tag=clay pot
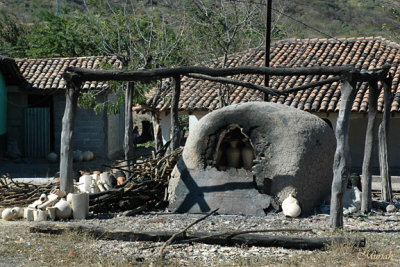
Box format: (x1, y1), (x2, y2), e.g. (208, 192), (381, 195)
(282, 194), (301, 218)
(2, 208), (15, 221)
(11, 207), (24, 219)
(37, 194), (59, 210)
(46, 152), (58, 163)
(241, 144), (254, 170)
(226, 140), (241, 168)
(70, 193), (89, 220)
(97, 181), (106, 192)
(100, 172), (113, 188)
(54, 199), (72, 219)
(47, 207), (57, 221)
(73, 150), (83, 162)
(79, 175), (92, 193)
(117, 176), (126, 186)
(82, 151), (92, 161)
(34, 209), (47, 221)
(24, 208), (35, 221)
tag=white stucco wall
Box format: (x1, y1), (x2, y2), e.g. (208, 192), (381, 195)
(160, 112), (172, 144)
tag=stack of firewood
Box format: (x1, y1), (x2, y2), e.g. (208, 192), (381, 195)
(0, 175), (54, 207)
(89, 147), (183, 214)
(1, 148), (183, 215)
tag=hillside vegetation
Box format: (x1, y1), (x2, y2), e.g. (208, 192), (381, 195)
(1, 0), (400, 61)
(1, 0), (399, 38)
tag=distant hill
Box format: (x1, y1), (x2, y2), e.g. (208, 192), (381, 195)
(1, 0), (399, 40)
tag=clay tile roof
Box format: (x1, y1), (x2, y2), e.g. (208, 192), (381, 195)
(15, 56), (122, 91)
(146, 37), (400, 113)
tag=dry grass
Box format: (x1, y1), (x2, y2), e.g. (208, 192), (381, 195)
(1, 221), (400, 267)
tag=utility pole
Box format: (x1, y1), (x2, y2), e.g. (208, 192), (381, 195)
(56, 0), (61, 16)
(264, 0), (272, 101)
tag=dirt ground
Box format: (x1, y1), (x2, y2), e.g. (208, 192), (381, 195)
(1, 210), (400, 267)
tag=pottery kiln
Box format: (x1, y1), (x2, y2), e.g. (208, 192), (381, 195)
(168, 102), (336, 215)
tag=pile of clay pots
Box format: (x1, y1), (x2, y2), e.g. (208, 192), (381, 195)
(78, 171), (125, 193)
(73, 150), (94, 162)
(1, 189), (89, 222)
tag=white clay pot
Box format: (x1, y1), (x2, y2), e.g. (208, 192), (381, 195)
(282, 194), (301, 218)
(54, 199), (72, 219)
(97, 181), (106, 192)
(46, 152), (58, 163)
(79, 175), (92, 193)
(100, 172), (112, 187)
(34, 209), (48, 221)
(47, 207), (57, 221)
(38, 194), (59, 210)
(2, 208), (15, 221)
(226, 140), (241, 168)
(70, 193), (89, 220)
(11, 207), (24, 219)
(24, 208), (35, 221)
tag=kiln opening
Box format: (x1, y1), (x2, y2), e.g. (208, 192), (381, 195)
(214, 124), (255, 171)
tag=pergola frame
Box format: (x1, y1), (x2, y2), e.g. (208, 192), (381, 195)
(61, 64), (393, 228)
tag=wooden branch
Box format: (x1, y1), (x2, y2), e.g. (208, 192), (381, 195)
(380, 76), (394, 202)
(30, 224), (366, 250)
(170, 75), (181, 151)
(63, 65), (354, 83)
(60, 81), (81, 193)
(283, 76), (343, 93)
(361, 81), (379, 213)
(186, 73), (282, 96)
(158, 208), (219, 261)
(330, 79), (357, 228)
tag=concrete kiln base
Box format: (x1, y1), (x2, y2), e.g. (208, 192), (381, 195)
(168, 166), (271, 216)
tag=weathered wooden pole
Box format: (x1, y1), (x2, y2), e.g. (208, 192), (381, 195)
(60, 81), (81, 193)
(152, 112), (163, 153)
(124, 82), (135, 168)
(330, 79), (356, 228)
(379, 77), (394, 202)
(361, 81), (379, 213)
(170, 75), (181, 151)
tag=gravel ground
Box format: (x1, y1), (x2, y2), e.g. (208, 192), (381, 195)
(20, 201), (400, 265)
(2, 197), (400, 266)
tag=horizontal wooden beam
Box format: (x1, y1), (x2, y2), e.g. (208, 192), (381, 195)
(186, 73), (283, 96)
(63, 65), (355, 83)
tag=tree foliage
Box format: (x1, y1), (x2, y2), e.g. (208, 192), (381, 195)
(0, 12), (29, 57)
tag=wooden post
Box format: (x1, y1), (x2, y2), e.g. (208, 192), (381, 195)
(361, 81), (379, 213)
(379, 77), (393, 202)
(60, 82), (80, 193)
(330, 79), (356, 228)
(124, 82), (135, 168)
(152, 112), (163, 153)
(170, 76), (181, 151)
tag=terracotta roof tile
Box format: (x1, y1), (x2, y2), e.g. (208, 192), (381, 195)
(146, 37), (400, 113)
(15, 56), (122, 91)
